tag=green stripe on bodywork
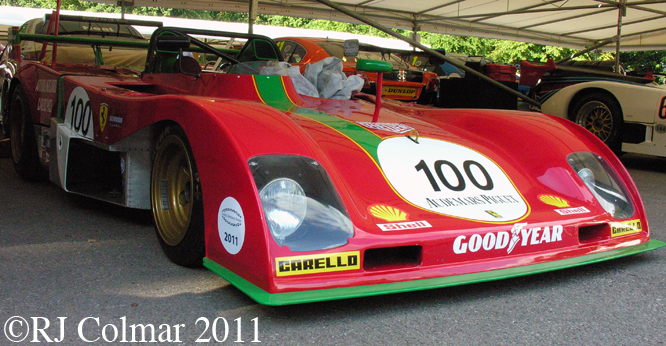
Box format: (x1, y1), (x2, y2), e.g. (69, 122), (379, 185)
(204, 239), (665, 306)
(253, 76), (383, 161)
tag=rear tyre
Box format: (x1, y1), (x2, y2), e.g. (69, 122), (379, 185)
(571, 93), (623, 153)
(150, 125), (205, 267)
(9, 85), (46, 181)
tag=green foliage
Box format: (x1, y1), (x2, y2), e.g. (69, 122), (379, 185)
(621, 51), (666, 73)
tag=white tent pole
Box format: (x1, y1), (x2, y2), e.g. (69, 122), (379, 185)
(615, 0), (626, 73)
(248, 0), (258, 34)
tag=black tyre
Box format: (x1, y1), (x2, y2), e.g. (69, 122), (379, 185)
(8, 85), (46, 181)
(150, 125), (205, 267)
(571, 93), (623, 153)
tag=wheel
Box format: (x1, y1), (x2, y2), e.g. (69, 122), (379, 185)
(8, 85), (46, 181)
(571, 93), (623, 153)
(150, 125), (205, 267)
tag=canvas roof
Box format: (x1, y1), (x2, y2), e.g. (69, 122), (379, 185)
(81, 0), (666, 51)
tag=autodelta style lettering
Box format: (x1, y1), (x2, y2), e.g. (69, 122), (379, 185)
(275, 251), (360, 277)
(453, 223), (563, 255)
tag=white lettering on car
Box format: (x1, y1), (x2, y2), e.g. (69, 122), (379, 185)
(453, 223), (563, 254)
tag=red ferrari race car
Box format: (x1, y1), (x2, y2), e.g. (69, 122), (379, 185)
(1, 16), (663, 305)
(274, 36), (439, 104)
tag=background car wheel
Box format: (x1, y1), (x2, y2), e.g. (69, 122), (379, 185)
(572, 93), (623, 153)
(151, 125), (205, 267)
(9, 85), (46, 181)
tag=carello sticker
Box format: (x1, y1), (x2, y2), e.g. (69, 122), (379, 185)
(610, 219), (642, 237)
(377, 137), (528, 222)
(275, 251), (360, 277)
(217, 197), (245, 255)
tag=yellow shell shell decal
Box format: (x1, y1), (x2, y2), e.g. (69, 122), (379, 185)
(369, 205), (408, 222)
(538, 195), (569, 208)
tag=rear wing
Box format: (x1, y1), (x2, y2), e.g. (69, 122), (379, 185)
(520, 58), (654, 87)
(43, 13), (163, 31)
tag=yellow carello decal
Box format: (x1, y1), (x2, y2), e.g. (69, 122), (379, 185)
(539, 195), (569, 208)
(275, 251), (360, 277)
(610, 219), (642, 237)
(369, 204), (408, 222)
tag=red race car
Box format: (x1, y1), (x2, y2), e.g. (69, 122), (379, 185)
(274, 36), (439, 104)
(1, 15), (663, 305)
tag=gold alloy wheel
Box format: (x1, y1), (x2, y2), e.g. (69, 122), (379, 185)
(151, 133), (195, 247)
(576, 100), (613, 142)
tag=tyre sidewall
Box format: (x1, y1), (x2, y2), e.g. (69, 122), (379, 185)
(572, 93), (623, 153)
(151, 125), (205, 267)
(9, 85), (45, 180)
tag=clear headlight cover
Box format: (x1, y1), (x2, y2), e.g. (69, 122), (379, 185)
(259, 178), (308, 240)
(250, 155), (354, 251)
(567, 152), (634, 219)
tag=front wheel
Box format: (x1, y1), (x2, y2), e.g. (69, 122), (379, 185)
(571, 93), (623, 153)
(9, 85), (46, 181)
(150, 125), (205, 267)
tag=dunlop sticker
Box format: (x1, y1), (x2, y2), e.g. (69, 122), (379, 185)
(610, 219), (642, 237)
(275, 251), (360, 277)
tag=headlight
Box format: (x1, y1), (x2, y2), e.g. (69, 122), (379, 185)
(567, 152), (634, 219)
(250, 155), (354, 251)
(259, 178), (307, 241)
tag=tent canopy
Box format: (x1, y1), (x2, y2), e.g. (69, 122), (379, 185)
(85, 0), (666, 51)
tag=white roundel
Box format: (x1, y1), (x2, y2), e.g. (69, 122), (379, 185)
(218, 197), (246, 255)
(377, 137), (527, 222)
(64, 87), (94, 139)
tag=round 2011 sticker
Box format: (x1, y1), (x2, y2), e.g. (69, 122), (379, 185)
(218, 197), (245, 254)
(377, 137), (528, 222)
(65, 86), (94, 140)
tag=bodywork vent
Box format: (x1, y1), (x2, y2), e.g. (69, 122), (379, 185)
(363, 246), (422, 271)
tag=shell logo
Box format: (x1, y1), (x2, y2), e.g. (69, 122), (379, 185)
(369, 205), (408, 222)
(538, 195), (569, 208)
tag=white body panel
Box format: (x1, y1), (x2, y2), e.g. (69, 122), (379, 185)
(540, 81), (666, 156)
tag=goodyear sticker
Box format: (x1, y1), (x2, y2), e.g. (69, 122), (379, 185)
(275, 251), (360, 277)
(610, 219), (642, 237)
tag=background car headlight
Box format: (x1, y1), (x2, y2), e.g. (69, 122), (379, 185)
(567, 152), (634, 219)
(250, 155), (354, 251)
(259, 178), (307, 241)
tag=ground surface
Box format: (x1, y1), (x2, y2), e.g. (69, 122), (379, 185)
(1, 153), (665, 345)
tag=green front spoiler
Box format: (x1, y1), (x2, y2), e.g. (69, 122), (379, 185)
(204, 239), (665, 306)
